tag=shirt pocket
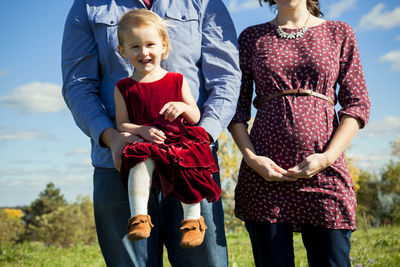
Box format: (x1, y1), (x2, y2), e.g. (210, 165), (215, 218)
(164, 9), (200, 45)
(92, 13), (121, 60)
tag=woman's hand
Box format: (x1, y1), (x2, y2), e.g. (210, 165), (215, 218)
(229, 122), (296, 182)
(286, 116), (361, 179)
(139, 126), (166, 144)
(159, 102), (186, 122)
(245, 155), (296, 182)
(287, 153), (332, 179)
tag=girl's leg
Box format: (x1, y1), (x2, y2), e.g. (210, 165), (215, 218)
(181, 202), (201, 220)
(126, 159), (155, 242)
(179, 202), (206, 248)
(127, 158), (155, 216)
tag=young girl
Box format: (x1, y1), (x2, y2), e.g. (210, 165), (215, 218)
(114, 9), (221, 249)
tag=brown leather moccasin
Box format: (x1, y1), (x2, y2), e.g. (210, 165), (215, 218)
(126, 214), (154, 242)
(179, 216), (207, 248)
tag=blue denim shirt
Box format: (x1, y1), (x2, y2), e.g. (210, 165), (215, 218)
(62, 0), (240, 168)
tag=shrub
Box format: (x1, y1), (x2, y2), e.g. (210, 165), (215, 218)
(21, 183), (67, 241)
(30, 196), (97, 247)
(0, 209), (24, 246)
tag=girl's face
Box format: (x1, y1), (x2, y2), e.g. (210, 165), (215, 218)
(118, 24), (167, 78)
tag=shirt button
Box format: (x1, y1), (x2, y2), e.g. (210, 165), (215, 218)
(110, 20), (114, 24)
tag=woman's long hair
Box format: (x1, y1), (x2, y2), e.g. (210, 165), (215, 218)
(259, 0), (323, 17)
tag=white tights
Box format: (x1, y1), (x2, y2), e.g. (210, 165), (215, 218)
(127, 158), (201, 220)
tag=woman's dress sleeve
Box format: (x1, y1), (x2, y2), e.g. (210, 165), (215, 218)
(229, 28), (255, 127)
(336, 23), (371, 128)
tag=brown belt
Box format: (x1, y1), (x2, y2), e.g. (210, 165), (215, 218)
(254, 88), (335, 109)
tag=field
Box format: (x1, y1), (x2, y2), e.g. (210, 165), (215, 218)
(1, 226), (399, 266)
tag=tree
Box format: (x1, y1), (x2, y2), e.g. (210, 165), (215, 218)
(356, 135), (400, 227)
(356, 170), (381, 227)
(356, 162), (400, 227)
(218, 130), (244, 232)
(391, 133), (400, 158)
(378, 134), (400, 225)
(21, 183), (67, 241)
(30, 196), (97, 247)
(379, 161), (400, 225)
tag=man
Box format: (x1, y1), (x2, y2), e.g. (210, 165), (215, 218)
(62, 0), (240, 266)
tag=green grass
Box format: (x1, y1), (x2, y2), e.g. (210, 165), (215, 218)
(350, 225), (400, 266)
(226, 226), (400, 266)
(1, 226), (399, 266)
(0, 242), (105, 267)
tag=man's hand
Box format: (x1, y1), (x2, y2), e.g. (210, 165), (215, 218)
(120, 131), (143, 144)
(101, 128), (143, 171)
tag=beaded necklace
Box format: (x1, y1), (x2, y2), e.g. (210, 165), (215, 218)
(275, 13), (311, 39)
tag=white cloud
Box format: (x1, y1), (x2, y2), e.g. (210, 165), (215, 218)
(347, 149), (392, 170)
(69, 158), (92, 168)
(359, 116), (400, 138)
(380, 50), (400, 72)
(0, 82), (66, 114)
(348, 149), (391, 162)
(0, 129), (55, 141)
(10, 159), (34, 164)
(359, 3), (400, 30)
(327, 0), (357, 19)
(228, 0), (260, 13)
(0, 167), (93, 206)
(65, 148), (90, 156)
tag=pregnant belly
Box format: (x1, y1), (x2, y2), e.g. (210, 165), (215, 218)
(251, 98), (335, 154)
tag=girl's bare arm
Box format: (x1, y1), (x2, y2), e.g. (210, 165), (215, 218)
(114, 87), (165, 144)
(159, 77), (201, 125)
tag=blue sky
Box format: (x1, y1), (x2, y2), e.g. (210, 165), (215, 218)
(0, 0), (399, 207)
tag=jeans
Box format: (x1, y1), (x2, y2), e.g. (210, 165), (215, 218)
(245, 221), (352, 267)
(93, 143), (227, 267)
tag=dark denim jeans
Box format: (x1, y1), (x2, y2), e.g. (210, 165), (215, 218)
(245, 221), (352, 267)
(93, 143), (227, 267)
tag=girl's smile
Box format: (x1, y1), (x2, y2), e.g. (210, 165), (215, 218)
(118, 24), (167, 81)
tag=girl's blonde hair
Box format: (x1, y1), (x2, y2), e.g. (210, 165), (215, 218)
(117, 9), (172, 59)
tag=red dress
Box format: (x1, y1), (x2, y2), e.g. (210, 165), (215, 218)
(117, 72), (221, 204)
(230, 21), (371, 230)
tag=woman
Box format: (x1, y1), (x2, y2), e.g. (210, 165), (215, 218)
(228, 0), (370, 266)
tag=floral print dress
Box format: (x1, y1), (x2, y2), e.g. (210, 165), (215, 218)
(230, 21), (371, 230)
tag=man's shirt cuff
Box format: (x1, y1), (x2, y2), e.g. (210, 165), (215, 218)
(199, 117), (223, 143)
